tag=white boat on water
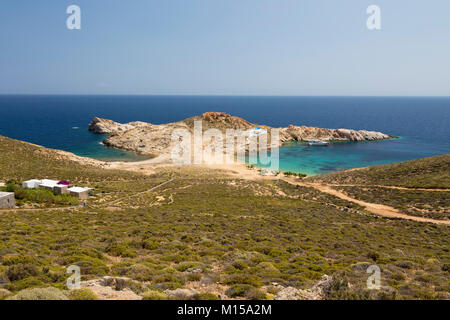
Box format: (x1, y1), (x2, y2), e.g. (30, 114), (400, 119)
(307, 140), (329, 146)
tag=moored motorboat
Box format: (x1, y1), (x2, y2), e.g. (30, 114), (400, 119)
(307, 139), (329, 146)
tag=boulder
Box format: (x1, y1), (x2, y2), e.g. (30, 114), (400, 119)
(274, 275), (333, 300)
(164, 288), (199, 299)
(80, 276), (145, 300)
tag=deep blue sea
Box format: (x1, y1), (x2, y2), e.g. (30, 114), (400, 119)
(0, 95), (449, 175)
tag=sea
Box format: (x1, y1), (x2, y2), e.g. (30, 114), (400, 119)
(0, 95), (449, 175)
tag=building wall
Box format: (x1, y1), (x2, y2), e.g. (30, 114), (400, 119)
(54, 186), (68, 194)
(23, 181), (40, 189)
(70, 191), (89, 200)
(0, 193), (15, 209)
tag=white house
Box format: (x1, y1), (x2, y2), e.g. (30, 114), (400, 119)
(0, 192), (15, 209)
(39, 179), (60, 190)
(68, 187), (92, 200)
(22, 179), (93, 201)
(246, 127), (267, 137)
(22, 179), (42, 189)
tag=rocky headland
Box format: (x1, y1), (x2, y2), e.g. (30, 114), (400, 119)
(89, 112), (394, 161)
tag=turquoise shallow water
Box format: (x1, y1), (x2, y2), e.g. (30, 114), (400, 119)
(0, 95), (449, 173)
(251, 138), (421, 175)
(67, 132), (150, 162)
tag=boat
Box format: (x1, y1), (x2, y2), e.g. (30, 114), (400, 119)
(307, 140), (329, 146)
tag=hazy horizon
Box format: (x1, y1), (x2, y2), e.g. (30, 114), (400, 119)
(1, 94), (449, 97)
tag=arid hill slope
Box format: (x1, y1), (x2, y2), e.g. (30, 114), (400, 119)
(307, 153), (450, 189)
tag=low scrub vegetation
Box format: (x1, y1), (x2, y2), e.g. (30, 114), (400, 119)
(0, 136), (448, 300)
(282, 171), (307, 178)
(307, 154), (450, 189)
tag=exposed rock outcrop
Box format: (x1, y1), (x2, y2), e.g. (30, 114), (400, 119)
(88, 117), (149, 134)
(280, 125), (391, 142)
(201, 112), (253, 129)
(80, 276), (145, 300)
(164, 288), (200, 299)
(274, 274), (334, 300)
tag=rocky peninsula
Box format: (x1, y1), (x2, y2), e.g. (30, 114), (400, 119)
(89, 112), (395, 160)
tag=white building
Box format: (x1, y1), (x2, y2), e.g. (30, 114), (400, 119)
(0, 192), (15, 209)
(39, 179), (60, 190)
(246, 127), (267, 137)
(22, 179), (42, 189)
(68, 187), (92, 200)
(22, 179), (93, 201)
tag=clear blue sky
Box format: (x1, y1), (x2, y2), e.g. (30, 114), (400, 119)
(0, 0), (449, 96)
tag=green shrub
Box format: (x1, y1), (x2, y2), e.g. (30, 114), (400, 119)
(181, 235), (195, 243)
(5, 263), (39, 281)
(222, 274), (262, 287)
(232, 260), (248, 270)
(6, 182), (20, 193)
(141, 290), (168, 300)
(7, 277), (44, 291)
(142, 239), (160, 250)
(125, 264), (153, 281)
(153, 273), (184, 289)
(367, 252), (380, 262)
(1, 255), (37, 266)
(396, 261), (414, 269)
(175, 262), (200, 272)
(186, 273), (202, 282)
(58, 255), (109, 275)
(225, 284), (253, 298)
(13, 188), (80, 206)
(67, 288), (99, 300)
(192, 293), (221, 300)
(106, 243), (137, 258)
(7, 287), (68, 300)
(283, 171), (307, 178)
(245, 287), (266, 300)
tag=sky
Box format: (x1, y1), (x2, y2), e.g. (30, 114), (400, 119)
(0, 0), (449, 96)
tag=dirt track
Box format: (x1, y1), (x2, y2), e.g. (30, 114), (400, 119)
(325, 183), (450, 192)
(282, 178), (450, 226)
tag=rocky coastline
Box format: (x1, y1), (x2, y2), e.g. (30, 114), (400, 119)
(89, 112), (395, 159)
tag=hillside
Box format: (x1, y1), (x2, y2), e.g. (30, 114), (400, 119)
(306, 154), (450, 189)
(306, 155), (450, 220)
(0, 136), (448, 300)
(0, 135), (145, 184)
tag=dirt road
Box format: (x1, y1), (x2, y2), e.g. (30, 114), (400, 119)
(282, 178), (450, 226)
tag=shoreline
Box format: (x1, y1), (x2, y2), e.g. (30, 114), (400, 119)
(6, 134), (446, 184)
